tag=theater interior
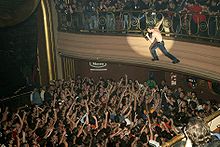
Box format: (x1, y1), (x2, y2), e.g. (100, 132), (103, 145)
(0, 0), (220, 146)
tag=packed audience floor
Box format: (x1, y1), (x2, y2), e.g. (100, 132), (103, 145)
(0, 75), (219, 146)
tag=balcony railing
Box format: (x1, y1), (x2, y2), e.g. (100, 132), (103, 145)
(56, 10), (220, 42)
(0, 91), (31, 111)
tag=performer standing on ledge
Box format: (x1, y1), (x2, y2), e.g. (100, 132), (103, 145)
(145, 16), (180, 64)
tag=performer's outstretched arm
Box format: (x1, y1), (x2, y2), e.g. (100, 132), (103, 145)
(154, 16), (164, 30)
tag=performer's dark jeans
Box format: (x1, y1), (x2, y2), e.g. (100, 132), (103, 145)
(150, 41), (178, 61)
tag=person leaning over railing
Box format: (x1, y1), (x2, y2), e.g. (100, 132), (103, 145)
(30, 88), (43, 106)
(54, 0), (68, 31)
(84, 0), (98, 31)
(65, 4), (73, 31)
(68, 2), (77, 31)
(184, 117), (220, 147)
(184, 0), (208, 35)
(75, 1), (85, 30)
(154, 0), (167, 12)
(208, 0), (220, 14)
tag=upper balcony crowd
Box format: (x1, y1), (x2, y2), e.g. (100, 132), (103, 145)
(54, 0), (220, 42)
(55, 0), (220, 14)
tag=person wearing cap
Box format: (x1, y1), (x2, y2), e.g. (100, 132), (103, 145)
(145, 16), (180, 64)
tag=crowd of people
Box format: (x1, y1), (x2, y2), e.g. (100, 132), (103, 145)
(55, 0), (220, 14)
(0, 75), (219, 146)
(55, 0), (220, 33)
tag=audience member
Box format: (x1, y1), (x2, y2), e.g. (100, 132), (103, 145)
(184, 117), (220, 147)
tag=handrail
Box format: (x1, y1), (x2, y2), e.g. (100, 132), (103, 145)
(205, 110), (220, 122)
(0, 91), (32, 102)
(162, 110), (220, 147)
(0, 91), (32, 110)
(56, 9), (220, 43)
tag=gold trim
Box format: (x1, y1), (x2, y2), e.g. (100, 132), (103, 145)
(73, 58), (75, 79)
(45, 0), (57, 79)
(71, 58), (74, 78)
(60, 56), (75, 80)
(41, 0), (56, 80)
(61, 55), (65, 79)
(204, 110), (220, 122)
(69, 58), (72, 79)
(36, 47), (42, 85)
(162, 134), (185, 147)
(68, 58), (71, 79)
(64, 57), (67, 80)
(63, 57), (65, 79)
(67, 57), (70, 79)
(41, 0), (53, 81)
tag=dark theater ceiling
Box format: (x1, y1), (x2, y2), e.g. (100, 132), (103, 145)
(0, 0), (40, 27)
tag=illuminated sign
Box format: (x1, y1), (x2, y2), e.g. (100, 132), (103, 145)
(89, 62), (107, 71)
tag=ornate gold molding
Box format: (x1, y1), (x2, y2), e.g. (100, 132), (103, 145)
(40, 0), (57, 81)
